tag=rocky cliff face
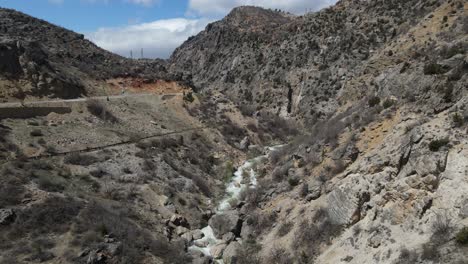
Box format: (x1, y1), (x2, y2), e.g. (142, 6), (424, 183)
(170, 0), (466, 121)
(169, 0), (468, 263)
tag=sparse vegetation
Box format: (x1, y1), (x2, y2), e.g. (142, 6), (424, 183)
(397, 247), (418, 264)
(368, 96), (381, 107)
(86, 99), (118, 123)
(277, 221), (293, 237)
(455, 227), (468, 245)
(292, 207), (342, 260)
(431, 210), (455, 241)
(452, 112), (464, 127)
(423, 63), (449, 75)
(183, 91), (195, 103)
(64, 152), (99, 166)
(382, 98), (394, 109)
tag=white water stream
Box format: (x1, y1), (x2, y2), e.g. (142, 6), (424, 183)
(188, 146), (282, 261)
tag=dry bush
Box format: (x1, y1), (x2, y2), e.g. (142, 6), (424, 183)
(221, 119), (247, 146)
(431, 210), (455, 242)
(292, 208), (343, 260)
(191, 174), (212, 197)
(74, 201), (190, 264)
(258, 113), (299, 141)
(86, 99), (118, 123)
(7, 197), (82, 240)
(277, 221), (293, 237)
(64, 153), (99, 166)
(239, 104), (256, 116)
(235, 239), (263, 264)
(397, 247), (418, 264)
(268, 247), (293, 264)
(0, 176), (26, 207)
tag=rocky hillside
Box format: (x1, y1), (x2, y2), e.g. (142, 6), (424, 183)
(170, 0), (467, 121)
(0, 0), (467, 264)
(167, 0), (468, 263)
(0, 8), (167, 100)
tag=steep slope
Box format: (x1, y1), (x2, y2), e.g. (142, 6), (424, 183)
(170, 0), (466, 121)
(0, 8), (167, 100)
(169, 0), (468, 263)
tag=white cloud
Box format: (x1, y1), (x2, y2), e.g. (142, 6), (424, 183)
(87, 18), (212, 59)
(188, 0), (338, 16)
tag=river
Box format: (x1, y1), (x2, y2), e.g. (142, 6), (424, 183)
(188, 145), (282, 262)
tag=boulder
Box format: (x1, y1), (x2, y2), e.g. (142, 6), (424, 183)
(223, 242), (241, 264)
(192, 256), (212, 264)
(210, 243), (227, 259)
(306, 180), (322, 201)
(327, 188), (359, 225)
(239, 137), (250, 150)
(86, 250), (106, 264)
(0, 209), (15, 225)
(222, 232), (236, 243)
(176, 226), (190, 236)
(170, 214), (189, 228)
(194, 240), (209, 247)
(181, 232), (193, 241)
(208, 211), (241, 238)
(192, 229), (205, 240)
(240, 222), (254, 240)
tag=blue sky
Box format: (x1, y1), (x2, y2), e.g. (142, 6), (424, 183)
(0, 0), (337, 58)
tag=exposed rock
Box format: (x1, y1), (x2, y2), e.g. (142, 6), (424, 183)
(170, 214), (189, 228)
(210, 243), (227, 259)
(208, 210), (241, 239)
(238, 136), (250, 150)
(0, 209), (15, 225)
(223, 241), (241, 264)
(192, 229), (204, 240)
(222, 232), (236, 243)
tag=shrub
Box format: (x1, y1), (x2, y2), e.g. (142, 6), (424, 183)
(86, 99), (118, 123)
(239, 104), (256, 116)
(10, 197), (82, 238)
(293, 208), (342, 259)
(37, 174), (66, 192)
(64, 153), (99, 166)
(452, 112), (464, 127)
(455, 227), (468, 245)
(30, 129), (43, 137)
(428, 138), (449, 152)
(268, 247), (293, 264)
(191, 174), (211, 197)
(398, 247), (418, 264)
(432, 210), (455, 241)
(421, 243), (440, 261)
(258, 113), (299, 141)
(299, 183), (308, 198)
(368, 96), (381, 107)
(382, 99), (394, 109)
(424, 63), (449, 75)
(183, 92), (195, 103)
(288, 177), (300, 187)
(74, 201), (190, 263)
(221, 119), (247, 146)
(0, 178), (25, 207)
(277, 221), (293, 237)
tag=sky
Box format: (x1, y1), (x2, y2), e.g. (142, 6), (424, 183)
(0, 0), (338, 59)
